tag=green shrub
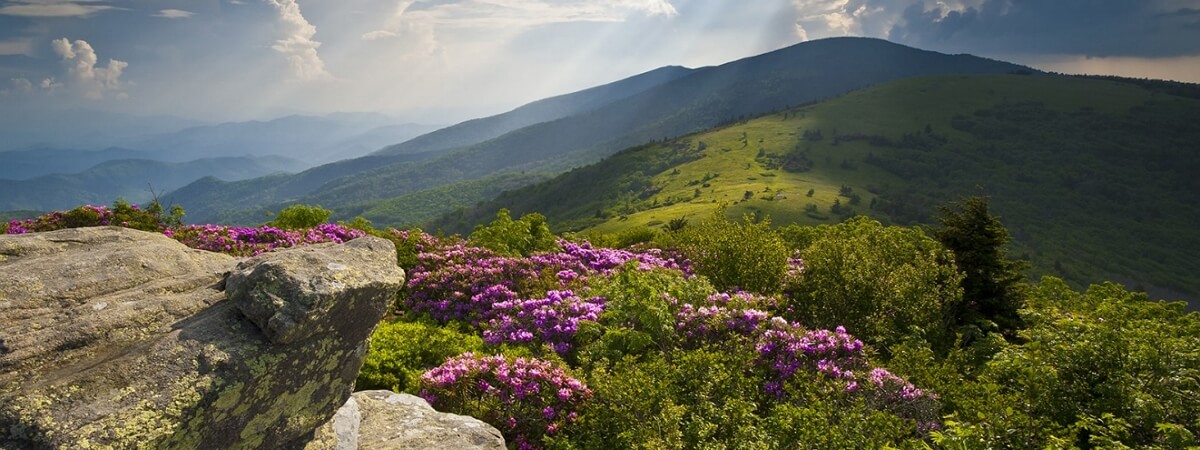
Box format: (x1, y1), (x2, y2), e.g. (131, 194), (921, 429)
(469, 208), (557, 257)
(3, 199), (183, 234)
(788, 216), (963, 352)
(355, 320), (484, 393)
(660, 207), (789, 294)
(268, 204), (332, 229)
(564, 349), (769, 450)
(576, 267), (715, 365)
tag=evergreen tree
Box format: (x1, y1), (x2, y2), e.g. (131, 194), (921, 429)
(932, 197), (1028, 338)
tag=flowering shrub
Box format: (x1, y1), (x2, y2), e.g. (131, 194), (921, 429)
(420, 353), (591, 450)
(402, 240), (689, 326)
(166, 223), (365, 257)
(675, 304), (769, 349)
(3, 200), (183, 234)
(754, 323), (939, 426)
(483, 290), (605, 355)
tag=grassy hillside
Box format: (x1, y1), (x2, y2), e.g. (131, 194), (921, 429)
(433, 74), (1200, 304)
(170, 38), (1030, 224)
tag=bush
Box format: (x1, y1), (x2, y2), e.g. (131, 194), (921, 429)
(268, 204), (332, 229)
(3, 199), (184, 234)
(576, 267), (715, 363)
(661, 207), (789, 294)
(356, 321), (484, 394)
(420, 353), (592, 449)
(787, 216), (963, 352)
(470, 209), (558, 257)
(566, 349), (768, 449)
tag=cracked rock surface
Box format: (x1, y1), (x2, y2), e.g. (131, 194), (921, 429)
(0, 227), (404, 450)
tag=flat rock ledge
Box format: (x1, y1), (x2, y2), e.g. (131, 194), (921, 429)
(0, 227), (405, 449)
(307, 390), (505, 450)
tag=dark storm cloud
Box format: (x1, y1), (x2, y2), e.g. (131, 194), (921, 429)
(887, 0), (1200, 58)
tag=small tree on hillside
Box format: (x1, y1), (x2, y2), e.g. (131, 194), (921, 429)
(469, 209), (557, 257)
(269, 204), (332, 229)
(932, 197), (1029, 338)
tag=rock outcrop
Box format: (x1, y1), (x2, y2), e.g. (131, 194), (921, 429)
(0, 226), (404, 449)
(309, 391), (505, 450)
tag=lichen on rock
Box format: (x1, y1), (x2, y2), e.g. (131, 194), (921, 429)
(0, 227), (404, 449)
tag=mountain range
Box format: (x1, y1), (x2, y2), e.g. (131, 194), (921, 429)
(0, 113), (440, 212)
(166, 37), (1032, 224)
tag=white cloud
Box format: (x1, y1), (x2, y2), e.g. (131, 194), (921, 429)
(154, 9), (195, 19)
(12, 78), (33, 92)
(0, 39), (32, 56)
(1, 77), (34, 95)
(0, 1), (115, 17)
(612, 0), (678, 17)
(50, 37), (128, 99)
(266, 0), (333, 81)
(40, 76), (63, 93)
(363, 0), (679, 44)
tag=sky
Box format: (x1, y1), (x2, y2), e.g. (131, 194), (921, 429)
(0, 0), (1197, 123)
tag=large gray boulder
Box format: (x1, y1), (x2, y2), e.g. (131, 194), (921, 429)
(0, 227), (404, 449)
(308, 390), (505, 450)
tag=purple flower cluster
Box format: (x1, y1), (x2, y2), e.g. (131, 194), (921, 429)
(557, 240), (692, 276)
(484, 290), (605, 355)
(756, 324), (866, 397)
(676, 304), (770, 349)
(786, 251), (805, 281)
(404, 247), (548, 323)
(403, 240), (689, 326)
(420, 353), (591, 450)
(167, 223), (365, 256)
(753, 323), (938, 426)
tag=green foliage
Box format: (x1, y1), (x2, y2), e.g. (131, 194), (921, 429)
(268, 204), (332, 229)
(979, 279), (1200, 447)
(764, 397), (923, 448)
(469, 209), (558, 257)
(355, 320), (484, 393)
(565, 349), (770, 449)
(932, 196), (1028, 337)
(577, 267), (714, 365)
(3, 199), (184, 234)
(115, 198), (186, 231)
(787, 216), (963, 351)
(661, 208), (789, 294)
(897, 277), (1200, 448)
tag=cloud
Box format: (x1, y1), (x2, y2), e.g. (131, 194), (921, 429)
(0, 77), (33, 95)
(266, 0), (333, 81)
(12, 77), (32, 92)
(0, 39), (32, 55)
(0, 1), (115, 17)
(612, 0), (678, 17)
(785, 0), (1200, 58)
(363, 0), (679, 44)
(39, 76), (62, 93)
(50, 37), (127, 99)
(154, 9), (194, 19)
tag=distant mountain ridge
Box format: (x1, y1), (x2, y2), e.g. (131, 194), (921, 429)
(126, 114), (440, 165)
(169, 37), (1035, 224)
(0, 156), (307, 211)
(167, 64), (700, 222)
(375, 65), (695, 156)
